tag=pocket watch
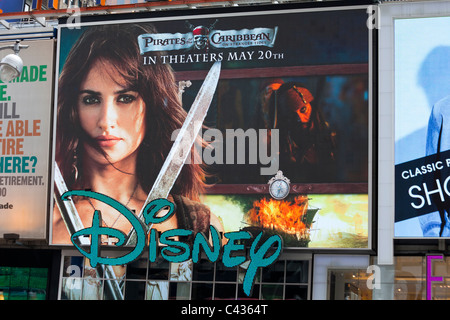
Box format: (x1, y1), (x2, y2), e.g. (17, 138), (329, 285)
(268, 170), (290, 200)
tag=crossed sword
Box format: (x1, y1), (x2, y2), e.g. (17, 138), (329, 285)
(53, 62), (221, 300)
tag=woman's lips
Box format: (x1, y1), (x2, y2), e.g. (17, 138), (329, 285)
(95, 135), (121, 147)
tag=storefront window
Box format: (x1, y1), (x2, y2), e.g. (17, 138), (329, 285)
(430, 256), (450, 300)
(393, 256), (425, 300)
(59, 252), (311, 300)
(326, 256), (450, 300)
(328, 269), (373, 300)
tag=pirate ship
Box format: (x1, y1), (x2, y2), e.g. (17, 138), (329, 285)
(242, 195), (319, 247)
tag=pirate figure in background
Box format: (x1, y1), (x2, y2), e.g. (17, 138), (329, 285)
(271, 82), (337, 182)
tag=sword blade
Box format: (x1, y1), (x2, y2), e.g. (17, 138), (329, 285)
(54, 162), (90, 246)
(126, 61), (221, 243)
(54, 163), (125, 299)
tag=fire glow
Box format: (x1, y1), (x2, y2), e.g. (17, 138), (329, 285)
(247, 195), (310, 238)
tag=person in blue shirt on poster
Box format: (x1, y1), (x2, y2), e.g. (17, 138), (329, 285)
(423, 95), (450, 237)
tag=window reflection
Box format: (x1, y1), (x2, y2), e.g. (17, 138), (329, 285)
(286, 261), (308, 283)
(169, 282), (190, 300)
(262, 260), (285, 283)
(261, 284), (283, 300)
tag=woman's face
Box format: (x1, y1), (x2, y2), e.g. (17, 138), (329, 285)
(77, 59), (146, 166)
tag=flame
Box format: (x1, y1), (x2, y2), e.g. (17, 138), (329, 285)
(246, 195), (310, 236)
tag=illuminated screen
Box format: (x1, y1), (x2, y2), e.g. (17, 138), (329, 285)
(51, 6), (371, 250)
(394, 16), (450, 238)
(203, 194), (369, 249)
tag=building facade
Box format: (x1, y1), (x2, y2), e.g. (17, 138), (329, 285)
(0, 0), (448, 302)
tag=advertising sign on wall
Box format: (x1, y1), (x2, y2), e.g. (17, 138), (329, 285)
(394, 15), (450, 238)
(51, 6), (371, 247)
(0, 39), (54, 239)
(51, 5), (371, 299)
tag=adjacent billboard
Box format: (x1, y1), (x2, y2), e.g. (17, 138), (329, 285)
(394, 15), (450, 238)
(0, 39), (54, 239)
(50, 6), (371, 251)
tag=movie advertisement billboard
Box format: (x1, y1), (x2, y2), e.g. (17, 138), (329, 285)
(51, 8), (370, 249)
(51, 5), (371, 300)
(51, 6), (370, 255)
(0, 39), (54, 239)
(394, 15), (450, 238)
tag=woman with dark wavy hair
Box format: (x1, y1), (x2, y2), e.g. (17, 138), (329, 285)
(52, 23), (222, 245)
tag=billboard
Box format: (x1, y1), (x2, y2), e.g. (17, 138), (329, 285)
(50, 6), (371, 253)
(0, 39), (54, 239)
(394, 15), (450, 238)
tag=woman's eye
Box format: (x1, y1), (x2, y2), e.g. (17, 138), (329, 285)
(82, 95), (100, 105)
(117, 95), (136, 104)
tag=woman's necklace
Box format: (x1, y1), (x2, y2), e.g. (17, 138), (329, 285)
(86, 182), (138, 229)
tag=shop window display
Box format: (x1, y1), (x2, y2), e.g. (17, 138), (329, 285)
(328, 269), (373, 300)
